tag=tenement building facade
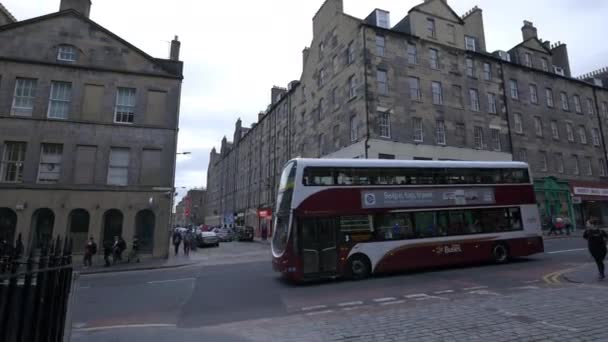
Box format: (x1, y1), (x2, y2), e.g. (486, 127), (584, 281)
(0, 0), (183, 256)
(205, 0), (608, 232)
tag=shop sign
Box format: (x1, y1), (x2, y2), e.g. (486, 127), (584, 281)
(258, 209), (272, 218)
(573, 187), (608, 197)
(572, 197), (582, 204)
(361, 188), (495, 209)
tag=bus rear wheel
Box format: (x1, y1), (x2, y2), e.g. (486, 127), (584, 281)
(492, 244), (509, 264)
(348, 255), (371, 280)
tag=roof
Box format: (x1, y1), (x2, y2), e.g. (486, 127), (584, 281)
(409, 0), (464, 24)
(0, 9), (182, 78)
(0, 2), (16, 23)
(291, 158), (529, 170)
(510, 37), (552, 55)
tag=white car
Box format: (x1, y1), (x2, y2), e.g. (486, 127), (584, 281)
(197, 231), (220, 247)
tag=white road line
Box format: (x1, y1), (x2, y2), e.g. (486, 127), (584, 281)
(468, 290), (500, 296)
(373, 297), (397, 303)
(380, 300), (406, 306)
(74, 323), (176, 332)
(463, 286), (488, 291)
(337, 301), (363, 307)
(523, 280), (541, 284)
(433, 290), (454, 295)
(404, 293), (427, 298)
(147, 278), (195, 284)
(546, 248), (586, 254)
(539, 321), (579, 332)
(405, 293), (448, 301)
(342, 306), (362, 311)
(509, 286), (540, 290)
(305, 310), (334, 316)
(301, 305), (327, 311)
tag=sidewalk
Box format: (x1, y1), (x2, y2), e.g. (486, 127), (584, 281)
(562, 262), (608, 285)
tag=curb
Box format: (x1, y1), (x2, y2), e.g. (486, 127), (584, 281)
(76, 262), (195, 275)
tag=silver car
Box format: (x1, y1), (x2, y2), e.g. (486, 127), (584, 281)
(197, 231), (220, 247)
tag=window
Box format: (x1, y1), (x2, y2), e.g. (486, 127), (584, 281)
(513, 113), (523, 134)
(429, 48), (439, 69)
(534, 117), (543, 137)
(350, 115), (358, 142)
(332, 55), (339, 74)
(518, 149), (528, 162)
(377, 69), (388, 95)
(318, 134), (325, 155)
(319, 68), (327, 87)
(114, 87), (136, 123)
(579, 126), (587, 144)
(1, 142), (26, 183)
(435, 120), (446, 145)
(545, 88), (554, 107)
(11, 78), (37, 116)
(378, 112), (391, 138)
(474, 126), (484, 149)
(573, 95), (582, 113)
(107, 148), (130, 186)
(523, 52), (532, 67)
(600, 158), (607, 177)
(408, 77), (421, 101)
(431, 81), (443, 105)
(602, 102), (608, 120)
(413, 117), (423, 142)
(319, 42), (325, 59)
(376, 35), (385, 57)
(541, 58), (549, 72)
(585, 157), (593, 176)
(38, 143), (63, 183)
(593, 128), (601, 146)
(318, 98), (324, 120)
(482, 63), (491, 80)
(560, 92), (569, 111)
(407, 43), (417, 64)
(587, 98), (595, 115)
(509, 80), (519, 100)
(539, 151), (548, 171)
(446, 85), (461, 109)
(566, 123), (575, 142)
(465, 58), (475, 77)
(347, 41), (355, 64)
(572, 155), (580, 175)
(348, 76), (357, 99)
(427, 18), (436, 38)
(57, 45), (76, 62)
(551, 121), (559, 139)
(331, 87), (339, 109)
(530, 84), (538, 104)
(469, 88), (480, 112)
(491, 128), (501, 151)
(487, 93), (497, 114)
(556, 153), (564, 173)
(465, 36), (476, 51)
(47, 81), (72, 119)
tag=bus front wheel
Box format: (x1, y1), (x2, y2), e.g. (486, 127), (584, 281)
(348, 255), (371, 280)
(492, 244), (509, 264)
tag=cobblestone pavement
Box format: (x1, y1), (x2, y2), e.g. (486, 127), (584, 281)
(201, 283), (608, 342)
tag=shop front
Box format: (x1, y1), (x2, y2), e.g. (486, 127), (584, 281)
(570, 181), (608, 228)
(533, 177), (575, 230)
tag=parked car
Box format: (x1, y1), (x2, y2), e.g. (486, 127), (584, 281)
(196, 230), (220, 247)
(236, 226), (254, 242)
(216, 228), (234, 242)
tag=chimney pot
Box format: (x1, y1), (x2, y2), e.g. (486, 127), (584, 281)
(60, 0), (91, 18)
(170, 36), (181, 61)
(521, 20), (537, 41)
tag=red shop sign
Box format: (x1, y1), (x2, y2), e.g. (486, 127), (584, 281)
(258, 209), (272, 218)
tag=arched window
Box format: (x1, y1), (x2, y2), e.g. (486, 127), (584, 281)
(0, 208), (17, 243)
(135, 210), (155, 253)
(102, 209), (123, 245)
(31, 208), (55, 250)
(69, 209), (90, 253)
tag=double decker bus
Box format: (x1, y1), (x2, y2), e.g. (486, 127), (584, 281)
(271, 159), (544, 282)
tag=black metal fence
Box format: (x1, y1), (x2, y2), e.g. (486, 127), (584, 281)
(0, 235), (73, 342)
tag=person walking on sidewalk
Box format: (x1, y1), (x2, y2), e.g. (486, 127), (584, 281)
(103, 240), (112, 267)
(128, 236), (140, 263)
(83, 237), (97, 267)
(563, 214), (573, 236)
(172, 229), (182, 256)
(546, 215), (559, 236)
(583, 218), (608, 280)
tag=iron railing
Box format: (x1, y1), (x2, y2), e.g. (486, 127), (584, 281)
(0, 235), (73, 342)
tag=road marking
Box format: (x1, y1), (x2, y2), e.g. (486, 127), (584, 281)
(147, 278), (195, 284)
(468, 290), (500, 296)
(543, 268), (575, 284)
(509, 286), (540, 290)
(373, 297), (397, 302)
(337, 301), (363, 307)
(73, 323), (176, 332)
(380, 300), (405, 306)
(523, 280), (541, 284)
(539, 321), (579, 332)
(305, 310), (334, 316)
(404, 293), (427, 298)
(405, 293), (448, 301)
(546, 248), (586, 254)
(463, 286), (488, 291)
(433, 290), (454, 295)
(342, 306), (362, 311)
(301, 305), (327, 311)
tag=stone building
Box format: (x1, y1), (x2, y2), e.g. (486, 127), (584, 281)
(0, 0), (183, 257)
(205, 0), (608, 232)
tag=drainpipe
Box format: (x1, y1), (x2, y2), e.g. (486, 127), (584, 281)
(592, 88), (608, 179)
(362, 25), (370, 159)
(497, 61), (515, 162)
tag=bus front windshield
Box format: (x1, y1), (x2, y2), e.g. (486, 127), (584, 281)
(272, 161), (297, 256)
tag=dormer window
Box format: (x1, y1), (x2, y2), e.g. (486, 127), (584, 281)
(57, 45), (76, 62)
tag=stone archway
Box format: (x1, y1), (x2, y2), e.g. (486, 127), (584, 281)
(31, 208), (55, 250)
(102, 209), (123, 245)
(135, 210), (155, 253)
(68, 209), (90, 253)
(0, 208), (17, 243)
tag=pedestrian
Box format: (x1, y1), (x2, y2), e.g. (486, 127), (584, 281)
(183, 230), (192, 256)
(261, 224), (268, 241)
(118, 236), (126, 258)
(14, 234), (24, 260)
(172, 229), (182, 256)
(547, 215), (559, 236)
(112, 236), (123, 264)
(83, 236), (97, 267)
(563, 214), (572, 236)
(583, 218), (607, 280)
(554, 215), (565, 235)
(128, 236), (140, 263)
(103, 240), (112, 267)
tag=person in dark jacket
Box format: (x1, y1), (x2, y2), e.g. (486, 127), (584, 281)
(83, 236), (97, 267)
(103, 240), (112, 267)
(172, 229), (182, 256)
(583, 218), (608, 280)
(14, 234), (24, 260)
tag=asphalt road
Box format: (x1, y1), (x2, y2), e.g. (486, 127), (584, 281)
(71, 237), (593, 341)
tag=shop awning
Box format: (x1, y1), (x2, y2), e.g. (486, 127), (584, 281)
(569, 180), (608, 202)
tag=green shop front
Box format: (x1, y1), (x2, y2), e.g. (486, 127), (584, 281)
(534, 177), (575, 229)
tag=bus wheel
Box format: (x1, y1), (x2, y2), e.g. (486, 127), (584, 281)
(348, 255), (371, 280)
(492, 244), (509, 264)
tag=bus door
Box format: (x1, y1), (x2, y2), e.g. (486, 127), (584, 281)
(300, 218), (338, 276)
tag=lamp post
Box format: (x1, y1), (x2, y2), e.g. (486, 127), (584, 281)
(169, 151), (191, 232)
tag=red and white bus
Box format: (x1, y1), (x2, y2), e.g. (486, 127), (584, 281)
(271, 159), (544, 282)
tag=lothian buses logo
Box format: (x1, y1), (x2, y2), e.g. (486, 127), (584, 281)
(364, 193), (376, 206)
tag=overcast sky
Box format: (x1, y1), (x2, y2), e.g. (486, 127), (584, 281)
(4, 0), (608, 201)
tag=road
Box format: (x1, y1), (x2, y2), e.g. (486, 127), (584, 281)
(71, 237), (599, 341)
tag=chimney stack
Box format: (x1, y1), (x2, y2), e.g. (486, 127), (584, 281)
(170, 35), (181, 61)
(60, 0), (91, 18)
(521, 20), (537, 41)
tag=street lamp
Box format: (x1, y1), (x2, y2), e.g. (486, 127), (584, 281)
(169, 151), (192, 240)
